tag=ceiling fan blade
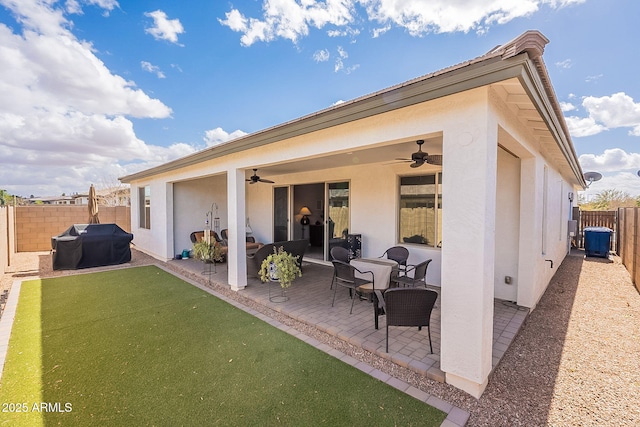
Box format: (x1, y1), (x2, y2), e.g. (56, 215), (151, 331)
(426, 154), (443, 165)
(410, 161), (424, 168)
(246, 168), (275, 184)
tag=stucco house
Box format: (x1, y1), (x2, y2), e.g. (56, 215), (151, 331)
(120, 30), (585, 397)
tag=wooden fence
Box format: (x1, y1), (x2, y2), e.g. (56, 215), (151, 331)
(573, 209), (617, 250)
(617, 207), (640, 293)
(0, 206), (15, 277)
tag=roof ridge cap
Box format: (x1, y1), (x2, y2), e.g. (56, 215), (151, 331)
(488, 30), (549, 59)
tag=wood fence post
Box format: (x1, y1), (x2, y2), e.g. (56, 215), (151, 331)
(633, 208), (638, 288)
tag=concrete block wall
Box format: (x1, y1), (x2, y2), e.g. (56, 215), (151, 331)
(15, 206), (131, 252)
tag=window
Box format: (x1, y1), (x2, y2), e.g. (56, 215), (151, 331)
(139, 186), (151, 229)
(399, 173), (442, 247)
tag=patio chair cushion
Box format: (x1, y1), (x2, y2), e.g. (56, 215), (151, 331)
(190, 230), (262, 261)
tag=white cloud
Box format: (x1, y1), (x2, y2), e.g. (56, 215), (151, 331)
(363, 0), (540, 35)
(220, 1), (585, 44)
(579, 148), (640, 173)
(219, 0), (354, 46)
(313, 49), (330, 62)
(65, 0), (120, 16)
(334, 57), (344, 72)
(567, 92), (640, 138)
(141, 61), (166, 78)
(582, 93), (640, 136)
(333, 45), (358, 73)
(204, 127), (248, 147)
(585, 73), (603, 83)
(555, 59), (572, 69)
(372, 25), (391, 38)
(0, 0), (190, 196)
(327, 26), (360, 39)
(219, 9), (247, 32)
(560, 101), (576, 112)
(144, 10), (184, 44)
(578, 148), (640, 197)
(565, 116), (607, 137)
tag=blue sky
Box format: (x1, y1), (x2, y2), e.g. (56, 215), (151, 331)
(1, 0), (639, 198)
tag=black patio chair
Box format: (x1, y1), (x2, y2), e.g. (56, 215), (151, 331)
(330, 246), (350, 262)
(379, 287), (438, 353)
(331, 260), (374, 314)
(380, 246), (411, 276)
(221, 228), (256, 245)
(329, 247), (350, 289)
(394, 259), (432, 288)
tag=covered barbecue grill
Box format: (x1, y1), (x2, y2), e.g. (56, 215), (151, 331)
(52, 224), (134, 270)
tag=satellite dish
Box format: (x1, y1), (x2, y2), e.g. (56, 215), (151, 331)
(583, 171), (602, 188)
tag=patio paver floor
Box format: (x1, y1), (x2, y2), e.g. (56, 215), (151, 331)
(167, 257), (528, 382)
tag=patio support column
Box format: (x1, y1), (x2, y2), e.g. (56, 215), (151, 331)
(516, 157), (539, 308)
(164, 182), (174, 260)
(227, 168), (248, 291)
(440, 104), (497, 398)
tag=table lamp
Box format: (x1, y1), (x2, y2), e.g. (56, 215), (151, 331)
(299, 206), (312, 225)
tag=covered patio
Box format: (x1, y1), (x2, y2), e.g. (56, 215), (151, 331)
(122, 31), (583, 397)
(166, 257), (528, 383)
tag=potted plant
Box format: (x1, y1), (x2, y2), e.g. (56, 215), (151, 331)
(259, 246), (302, 289)
(192, 240), (224, 263)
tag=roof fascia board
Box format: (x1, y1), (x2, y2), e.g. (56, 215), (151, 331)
(514, 56), (586, 186)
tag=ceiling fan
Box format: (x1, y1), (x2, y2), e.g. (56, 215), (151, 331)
(246, 169), (275, 184)
(395, 140), (443, 168)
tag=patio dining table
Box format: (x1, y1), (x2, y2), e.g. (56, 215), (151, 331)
(351, 257), (398, 290)
(351, 257), (398, 330)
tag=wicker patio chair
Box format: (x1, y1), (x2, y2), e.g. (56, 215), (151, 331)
(380, 246), (410, 275)
(379, 287), (438, 353)
(329, 247), (350, 289)
(394, 259), (432, 288)
(331, 260), (374, 314)
(330, 246), (350, 262)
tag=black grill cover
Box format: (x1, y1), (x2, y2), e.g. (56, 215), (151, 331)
(52, 224), (134, 270)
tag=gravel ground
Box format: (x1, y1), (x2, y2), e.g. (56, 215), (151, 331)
(1, 249), (639, 426)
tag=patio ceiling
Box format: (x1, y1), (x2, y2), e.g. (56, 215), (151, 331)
(248, 76), (579, 184)
(257, 136), (443, 177)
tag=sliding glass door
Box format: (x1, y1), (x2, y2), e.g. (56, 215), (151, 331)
(326, 182), (350, 261)
(273, 186), (289, 242)
(278, 181), (350, 262)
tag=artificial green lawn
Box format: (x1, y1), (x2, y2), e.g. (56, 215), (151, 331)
(0, 266), (446, 426)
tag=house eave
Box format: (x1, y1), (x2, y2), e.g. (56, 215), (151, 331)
(119, 57), (516, 183)
(120, 31), (584, 188)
